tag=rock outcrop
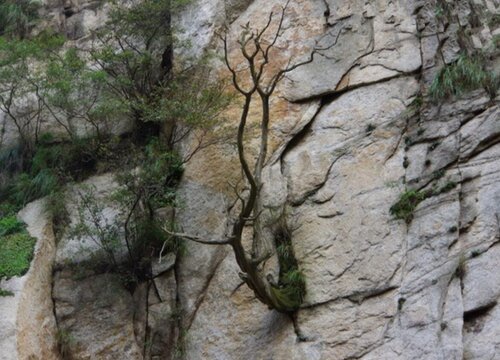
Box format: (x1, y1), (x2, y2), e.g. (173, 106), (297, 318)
(1, 0), (499, 359)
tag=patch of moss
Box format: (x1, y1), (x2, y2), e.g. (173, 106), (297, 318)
(0, 230), (36, 279)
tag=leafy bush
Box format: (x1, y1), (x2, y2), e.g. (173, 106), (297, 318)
(430, 54), (499, 100)
(69, 185), (121, 269)
(0, 230), (36, 279)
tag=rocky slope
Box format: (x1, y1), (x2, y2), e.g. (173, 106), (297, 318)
(1, 0), (499, 359)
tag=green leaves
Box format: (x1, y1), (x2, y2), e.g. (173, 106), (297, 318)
(430, 53), (499, 100)
(390, 189), (428, 224)
(0, 0), (41, 38)
(0, 215), (24, 236)
(0, 230), (36, 278)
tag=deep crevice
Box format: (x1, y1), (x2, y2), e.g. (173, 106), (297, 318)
(463, 301), (497, 322)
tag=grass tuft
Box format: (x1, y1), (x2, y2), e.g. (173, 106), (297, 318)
(0, 230), (36, 279)
(429, 54), (499, 100)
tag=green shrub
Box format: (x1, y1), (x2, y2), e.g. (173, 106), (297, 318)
(0, 230), (36, 279)
(133, 218), (169, 258)
(390, 189), (429, 224)
(429, 54), (499, 100)
(0, 215), (24, 236)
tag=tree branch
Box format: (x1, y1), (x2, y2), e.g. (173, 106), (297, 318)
(163, 228), (233, 245)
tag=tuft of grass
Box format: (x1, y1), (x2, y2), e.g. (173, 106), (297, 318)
(429, 54), (499, 100)
(391, 181), (458, 224)
(271, 215), (306, 312)
(0, 215), (24, 236)
(436, 181), (457, 195)
(390, 189), (428, 224)
(0, 230), (36, 279)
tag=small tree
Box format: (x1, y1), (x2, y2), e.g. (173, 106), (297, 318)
(89, 0), (192, 139)
(168, 1), (320, 312)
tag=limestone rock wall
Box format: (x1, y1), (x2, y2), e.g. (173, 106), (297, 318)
(2, 0), (499, 359)
(0, 200), (59, 360)
(176, 0), (500, 359)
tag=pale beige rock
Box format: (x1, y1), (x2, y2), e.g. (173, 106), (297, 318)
(8, 0), (500, 359)
(16, 200), (60, 360)
(53, 271), (143, 359)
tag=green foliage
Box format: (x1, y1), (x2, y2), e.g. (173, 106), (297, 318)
(0, 230), (36, 279)
(390, 189), (428, 224)
(7, 169), (59, 207)
(140, 69), (232, 128)
(69, 185), (121, 268)
(271, 215), (306, 312)
(0, 202), (18, 217)
(90, 0), (191, 123)
(115, 138), (184, 210)
(41, 47), (127, 139)
(46, 191), (69, 238)
(0, 0), (40, 38)
(0, 132), (104, 212)
(0, 288), (14, 296)
(436, 181), (457, 194)
(133, 218), (170, 258)
(429, 53), (499, 100)
(391, 181), (458, 223)
(0, 215), (24, 236)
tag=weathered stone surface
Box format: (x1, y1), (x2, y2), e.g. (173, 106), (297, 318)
(53, 271), (143, 359)
(17, 200), (60, 360)
(55, 173), (124, 267)
(0, 199), (59, 360)
(0, 276), (25, 360)
(285, 0), (421, 101)
(8, 0), (500, 359)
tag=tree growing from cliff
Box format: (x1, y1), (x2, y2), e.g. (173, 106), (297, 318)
(167, 1), (322, 313)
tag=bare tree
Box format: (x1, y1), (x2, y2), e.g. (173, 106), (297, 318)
(166, 1), (321, 312)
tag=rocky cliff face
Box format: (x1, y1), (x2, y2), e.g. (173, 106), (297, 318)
(1, 0), (499, 359)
